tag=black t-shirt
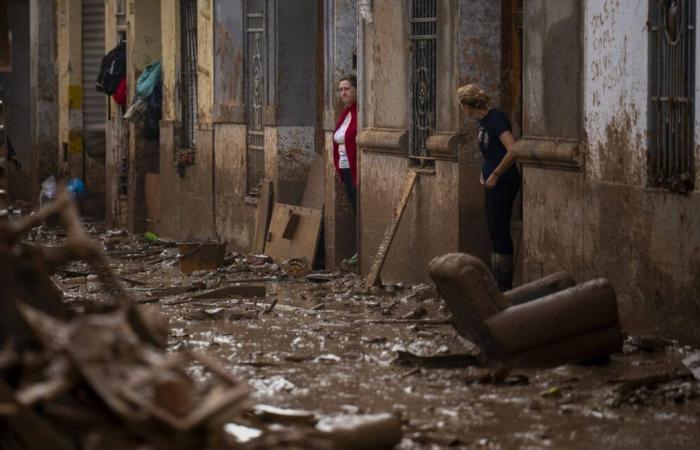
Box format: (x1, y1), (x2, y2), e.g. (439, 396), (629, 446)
(476, 108), (519, 181)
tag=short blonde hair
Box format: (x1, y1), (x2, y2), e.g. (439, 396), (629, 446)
(457, 84), (490, 109)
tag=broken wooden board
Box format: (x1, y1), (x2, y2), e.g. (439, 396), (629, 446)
(301, 155), (324, 210)
(191, 283), (267, 300)
(265, 203), (322, 265)
(252, 179), (273, 255)
(365, 169), (417, 288)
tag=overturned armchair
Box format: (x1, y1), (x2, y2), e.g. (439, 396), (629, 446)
(429, 253), (624, 368)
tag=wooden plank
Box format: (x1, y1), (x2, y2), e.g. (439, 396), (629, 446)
(365, 170), (418, 288)
(301, 155), (324, 210)
(251, 179), (273, 255)
(265, 203), (322, 264)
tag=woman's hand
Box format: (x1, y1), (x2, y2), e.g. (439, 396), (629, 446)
(480, 173), (485, 186)
(484, 172), (499, 189)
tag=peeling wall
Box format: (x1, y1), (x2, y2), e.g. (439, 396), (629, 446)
(457, 0), (501, 107)
(214, 124), (255, 251)
(275, 126), (316, 205)
(161, 0), (178, 123)
(159, 124), (216, 241)
(158, 0), (217, 242)
(197, 0), (214, 127)
(362, 0), (408, 129)
(522, 0), (700, 345)
(29, 0), (58, 204)
(523, 0), (582, 139)
(585, 0), (647, 185)
(56, 0), (82, 179)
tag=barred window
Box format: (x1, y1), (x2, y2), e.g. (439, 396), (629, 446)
(409, 0), (437, 157)
(649, 0), (696, 192)
(245, 0), (266, 196)
(180, 0), (198, 149)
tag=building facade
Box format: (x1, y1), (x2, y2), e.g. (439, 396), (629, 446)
(23, 0), (700, 344)
(355, 0), (522, 282)
(519, 0), (700, 344)
(0, 0), (58, 205)
(156, 0), (322, 250)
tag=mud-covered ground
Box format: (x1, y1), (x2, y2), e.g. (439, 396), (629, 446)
(34, 223), (700, 450)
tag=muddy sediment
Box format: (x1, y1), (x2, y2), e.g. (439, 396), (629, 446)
(29, 222), (700, 449)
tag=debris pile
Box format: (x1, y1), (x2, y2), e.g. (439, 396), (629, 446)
(0, 188), (403, 450)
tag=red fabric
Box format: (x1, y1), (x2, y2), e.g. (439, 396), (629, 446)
(112, 76), (127, 106)
(332, 102), (358, 186)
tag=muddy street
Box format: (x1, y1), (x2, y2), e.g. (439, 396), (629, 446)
(36, 223), (700, 449)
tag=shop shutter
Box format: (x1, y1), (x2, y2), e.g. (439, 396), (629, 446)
(82, 0), (106, 157)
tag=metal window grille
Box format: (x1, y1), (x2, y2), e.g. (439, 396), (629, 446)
(649, 0), (696, 191)
(245, 0), (266, 196)
(409, 0), (437, 157)
(180, 0), (198, 149)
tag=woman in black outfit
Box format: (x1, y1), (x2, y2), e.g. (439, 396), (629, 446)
(457, 84), (520, 291)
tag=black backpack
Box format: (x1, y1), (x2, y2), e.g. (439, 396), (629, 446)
(96, 42), (126, 95)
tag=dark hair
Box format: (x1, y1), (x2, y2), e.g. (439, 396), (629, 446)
(339, 74), (357, 88)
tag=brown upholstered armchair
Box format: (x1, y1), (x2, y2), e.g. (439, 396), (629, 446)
(429, 253), (624, 368)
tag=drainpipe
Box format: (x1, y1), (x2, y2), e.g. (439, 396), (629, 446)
(359, 0), (373, 24)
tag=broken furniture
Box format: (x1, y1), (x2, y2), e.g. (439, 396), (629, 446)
(429, 253), (624, 368)
(252, 170), (324, 270)
(265, 203), (322, 266)
(178, 241), (227, 274)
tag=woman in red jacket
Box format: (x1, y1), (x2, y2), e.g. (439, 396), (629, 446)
(333, 74), (358, 265)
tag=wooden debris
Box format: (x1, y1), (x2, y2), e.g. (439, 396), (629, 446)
(191, 283), (267, 299)
(266, 204), (322, 265)
(252, 179), (273, 255)
(178, 241), (226, 274)
(365, 169), (417, 288)
(315, 413), (403, 450)
(0, 185), (403, 450)
(281, 257), (312, 277)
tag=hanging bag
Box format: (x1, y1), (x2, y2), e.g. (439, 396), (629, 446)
(96, 41), (127, 95)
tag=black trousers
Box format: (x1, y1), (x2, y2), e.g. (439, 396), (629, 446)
(340, 168), (356, 211)
(485, 176), (520, 255)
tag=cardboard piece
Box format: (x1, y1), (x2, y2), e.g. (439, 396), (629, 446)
(265, 204), (322, 264)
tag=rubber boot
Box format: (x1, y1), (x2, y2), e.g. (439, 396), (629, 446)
(494, 254), (514, 292)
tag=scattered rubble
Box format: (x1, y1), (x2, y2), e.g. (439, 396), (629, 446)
(1, 192), (699, 449)
(0, 189), (403, 450)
